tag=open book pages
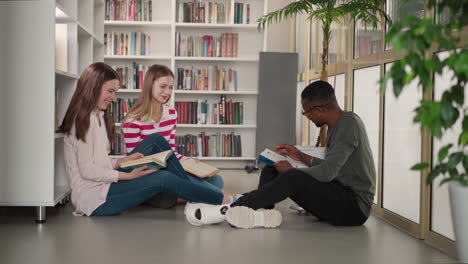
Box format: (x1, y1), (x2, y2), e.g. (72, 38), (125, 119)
(258, 148), (309, 168)
(120, 150), (173, 171)
(181, 158), (219, 178)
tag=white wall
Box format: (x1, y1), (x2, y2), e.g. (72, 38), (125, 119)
(266, 0), (293, 53)
(382, 63), (422, 223)
(353, 66), (381, 204)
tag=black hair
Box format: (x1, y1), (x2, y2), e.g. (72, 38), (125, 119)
(301, 80), (336, 104)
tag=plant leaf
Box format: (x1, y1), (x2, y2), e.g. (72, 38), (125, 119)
(438, 144), (452, 162)
(411, 162), (429, 170)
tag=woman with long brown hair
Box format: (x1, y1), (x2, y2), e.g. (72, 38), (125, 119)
(121, 65), (225, 204)
(60, 62), (234, 218)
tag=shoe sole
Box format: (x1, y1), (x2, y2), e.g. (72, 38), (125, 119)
(226, 206), (282, 229)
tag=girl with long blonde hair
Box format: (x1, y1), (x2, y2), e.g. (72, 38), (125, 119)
(121, 65), (227, 209)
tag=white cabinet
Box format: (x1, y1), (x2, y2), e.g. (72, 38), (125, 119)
(0, 0), (104, 222)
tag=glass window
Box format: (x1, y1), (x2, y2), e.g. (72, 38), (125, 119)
(431, 51), (466, 240)
(309, 20), (317, 69)
(382, 63), (422, 223)
(385, 0), (425, 50)
(353, 66), (381, 204)
(318, 21), (345, 66)
(354, 19), (382, 58)
(296, 13), (306, 74)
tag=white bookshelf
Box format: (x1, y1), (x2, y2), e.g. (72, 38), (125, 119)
(103, 0), (268, 168)
(0, 0), (104, 222)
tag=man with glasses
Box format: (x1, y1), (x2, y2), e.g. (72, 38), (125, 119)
(224, 80), (376, 228)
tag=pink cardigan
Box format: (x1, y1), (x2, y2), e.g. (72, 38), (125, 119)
(63, 110), (119, 216)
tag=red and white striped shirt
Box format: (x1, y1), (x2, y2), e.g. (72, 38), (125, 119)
(122, 104), (184, 160)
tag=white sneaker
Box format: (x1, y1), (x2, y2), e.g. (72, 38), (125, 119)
(184, 202), (229, 226)
(226, 206), (282, 229)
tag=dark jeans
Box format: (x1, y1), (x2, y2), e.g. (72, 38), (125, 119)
(92, 133), (224, 216)
(232, 166), (368, 226)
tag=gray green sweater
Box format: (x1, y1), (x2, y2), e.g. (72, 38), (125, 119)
(298, 111), (376, 216)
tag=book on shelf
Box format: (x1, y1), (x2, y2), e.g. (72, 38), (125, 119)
(175, 97), (243, 125)
(109, 98), (138, 123)
(113, 63), (148, 89)
(105, 0), (153, 22)
(175, 32), (238, 57)
(175, 1), (251, 24)
(176, 1), (231, 24)
(258, 149), (309, 168)
(175, 66), (238, 91)
(234, 2), (250, 24)
(104, 31), (150, 56)
(120, 150), (172, 171)
(110, 132), (125, 156)
(181, 158), (219, 178)
(176, 132), (242, 157)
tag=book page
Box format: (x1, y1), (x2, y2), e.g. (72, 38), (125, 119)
(260, 149), (308, 168)
(181, 159), (219, 178)
(147, 150), (172, 163)
(121, 150), (172, 168)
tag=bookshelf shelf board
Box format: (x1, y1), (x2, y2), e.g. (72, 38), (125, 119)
(78, 22), (94, 37)
(196, 157), (256, 161)
(105, 21), (171, 27)
(175, 23), (258, 29)
(55, 70), (78, 79)
(55, 133), (65, 139)
(53, 185), (72, 205)
(93, 36), (104, 46)
(174, 90), (257, 95)
(117, 89), (142, 93)
(104, 55), (172, 60)
(55, 4), (75, 23)
(178, 124), (256, 129)
(175, 57), (258, 62)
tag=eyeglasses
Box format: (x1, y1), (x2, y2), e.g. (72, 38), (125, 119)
(301, 103), (329, 115)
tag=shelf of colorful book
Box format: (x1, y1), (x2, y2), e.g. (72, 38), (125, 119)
(175, 23), (258, 29)
(174, 90), (257, 95)
(104, 55), (172, 60)
(177, 124), (256, 129)
(108, 155), (256, 161)
(175, 56), (258, 62)
(55, 70), (78, 79)
(104, 20), (171, 27)
(114, 123), (256, 129)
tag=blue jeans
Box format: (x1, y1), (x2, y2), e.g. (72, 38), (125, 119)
(92, 133), (224, 216)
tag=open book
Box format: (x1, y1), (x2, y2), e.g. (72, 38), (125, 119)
(120, 150), (173, 172)
(181, 158), (219, 178)
(258, 148), (309, 168)
(120, 150), (219, 178)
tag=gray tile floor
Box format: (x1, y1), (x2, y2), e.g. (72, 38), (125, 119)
(0, 170), (457, 264)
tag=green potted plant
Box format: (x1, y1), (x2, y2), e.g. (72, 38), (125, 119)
(381, 0), (467, 261)
(257, 0), (389, 146)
